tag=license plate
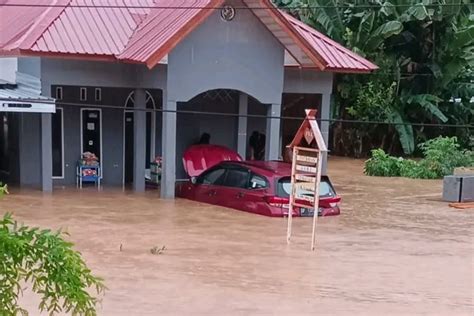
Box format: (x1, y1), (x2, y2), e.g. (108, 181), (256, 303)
(300, 208), (322, 217)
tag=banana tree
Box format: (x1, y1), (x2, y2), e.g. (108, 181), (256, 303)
(276, 0), (473, 155)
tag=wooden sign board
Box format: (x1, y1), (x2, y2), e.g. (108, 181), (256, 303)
(297, 155), (318, 164)
(286, 109), (328, 251)
(296, 164), (317, 173)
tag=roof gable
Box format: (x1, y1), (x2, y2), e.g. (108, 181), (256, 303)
(288, 109), (327, 152)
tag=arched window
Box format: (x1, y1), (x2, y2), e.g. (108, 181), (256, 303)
(123, 91), (157, 184)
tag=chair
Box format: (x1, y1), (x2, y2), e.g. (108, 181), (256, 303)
(76, 164), (101, 189)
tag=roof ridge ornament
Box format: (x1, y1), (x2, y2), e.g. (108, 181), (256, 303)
(220, 5), (235, 21)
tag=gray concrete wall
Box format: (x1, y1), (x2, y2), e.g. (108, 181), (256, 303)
(283, 68), (333, 94)
(40, 58), (166, 90)
(167, 0), (285, 104)
(0, 57), (17, 83)
(18, 57), (41, 78)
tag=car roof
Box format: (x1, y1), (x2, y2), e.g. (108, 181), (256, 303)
(222, 160), (292, 178)
(220, 160), (330, 182)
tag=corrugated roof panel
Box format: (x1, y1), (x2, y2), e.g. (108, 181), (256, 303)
(118, 0), (221, 66)
(30, 0), (154, 56)
(1, 0), (376, 73)
(282, 11), (377, 72)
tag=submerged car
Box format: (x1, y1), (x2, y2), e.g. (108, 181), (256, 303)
(176, 145), (341, 217)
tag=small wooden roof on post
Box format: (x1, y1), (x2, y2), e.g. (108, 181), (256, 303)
(287, 109), (327, 152)
(286, 109), (327, 251)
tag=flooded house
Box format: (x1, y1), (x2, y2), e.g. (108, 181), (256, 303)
(0, 0), (376, 198)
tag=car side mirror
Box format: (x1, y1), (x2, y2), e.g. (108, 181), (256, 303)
(191, 177), (197, 184)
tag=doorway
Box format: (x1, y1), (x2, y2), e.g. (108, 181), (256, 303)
(80, 108), (102, 165)
(123, 91), (156, 185)
(0, 113), (20, 185)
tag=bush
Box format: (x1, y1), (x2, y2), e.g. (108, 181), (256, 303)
(364, 149), (401, 177)
(420, 137), (473, 178)
(364, 137), (473, 179)
(0, 185), (105, 316)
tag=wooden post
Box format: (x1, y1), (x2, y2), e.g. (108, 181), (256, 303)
(311, 150), (323, 251)
(287, 147), (298, 243)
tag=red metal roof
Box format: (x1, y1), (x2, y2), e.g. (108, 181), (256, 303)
(32, 0), (154, 57)
(0, 0), (377, 72)
(119, 0), (223, 68)
(0, 0), (70, 51)
(282, 12), (378, 72)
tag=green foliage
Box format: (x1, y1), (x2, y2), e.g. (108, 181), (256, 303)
(0, 210), (105, 315)
(277, 0), (474, 155)
(365, 137), (474, 179)
(347, 81), (395, 121)
(0, 184), (7, 196)
(419, 136), (474, 177)
(364, 149), (402, 177)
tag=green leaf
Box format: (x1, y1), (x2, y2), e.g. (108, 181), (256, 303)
(303, 0), (345, 42)
(405, 94), (448, 122)
(356, 11), (375, 45)
(388, 111), (415, 154)
(380, 1), (397, 17)
(407, 3), (429, 20)
(365, 21), (403, 51)
(453, 25), (474, 47)
(441, 0), (463, 16)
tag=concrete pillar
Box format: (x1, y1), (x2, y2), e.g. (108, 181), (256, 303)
(133, 88), (146, 192)
(40, 113), (53, 192)
(321, 93), (331, 175)
(237, 92), (248, 158)
(265, 103), (281, 160)
(161, 100), (177, 199)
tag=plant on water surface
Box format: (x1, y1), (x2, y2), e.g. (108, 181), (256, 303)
(365, 137), (474, 179)
(0, 185), (105, 316)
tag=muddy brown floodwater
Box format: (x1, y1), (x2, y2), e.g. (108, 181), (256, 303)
(1, 158), (473, 315)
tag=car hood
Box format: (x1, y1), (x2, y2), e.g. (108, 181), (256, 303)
(182, 144), (243, 177)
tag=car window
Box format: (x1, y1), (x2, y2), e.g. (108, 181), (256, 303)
(198, 168), (226, 185)
(222, 168), (249, 189)
(277, 177), (335, 198)
(249, 173), (267, 189)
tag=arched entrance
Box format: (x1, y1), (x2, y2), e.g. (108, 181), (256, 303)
(123, 90), (156, 185)
(175, 89), (268, 179)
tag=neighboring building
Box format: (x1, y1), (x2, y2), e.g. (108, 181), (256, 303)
(0, 0), (377, 198)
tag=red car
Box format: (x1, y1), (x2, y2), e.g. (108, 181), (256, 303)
(176, 145), (341, 217)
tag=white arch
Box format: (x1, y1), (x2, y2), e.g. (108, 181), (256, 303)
(122, 90), (157, 186)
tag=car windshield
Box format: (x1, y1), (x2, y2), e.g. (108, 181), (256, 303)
(277, 177), (335, 198)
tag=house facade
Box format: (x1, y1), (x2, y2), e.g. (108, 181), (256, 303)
(0, 0), (376, 198)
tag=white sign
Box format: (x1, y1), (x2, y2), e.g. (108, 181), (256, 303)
(295, 182), (316, 192)
(296, 194), (315, 203)
(296, 165), (317, 173)
(1, 101), (55, 113)
(297, 155), (318, 164)
(295, 174), (316, 183)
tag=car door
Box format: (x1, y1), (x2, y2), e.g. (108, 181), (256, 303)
(193, 166), (227, 205)
(237, 172), (271, 216)
(215, 166), (251, 211)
